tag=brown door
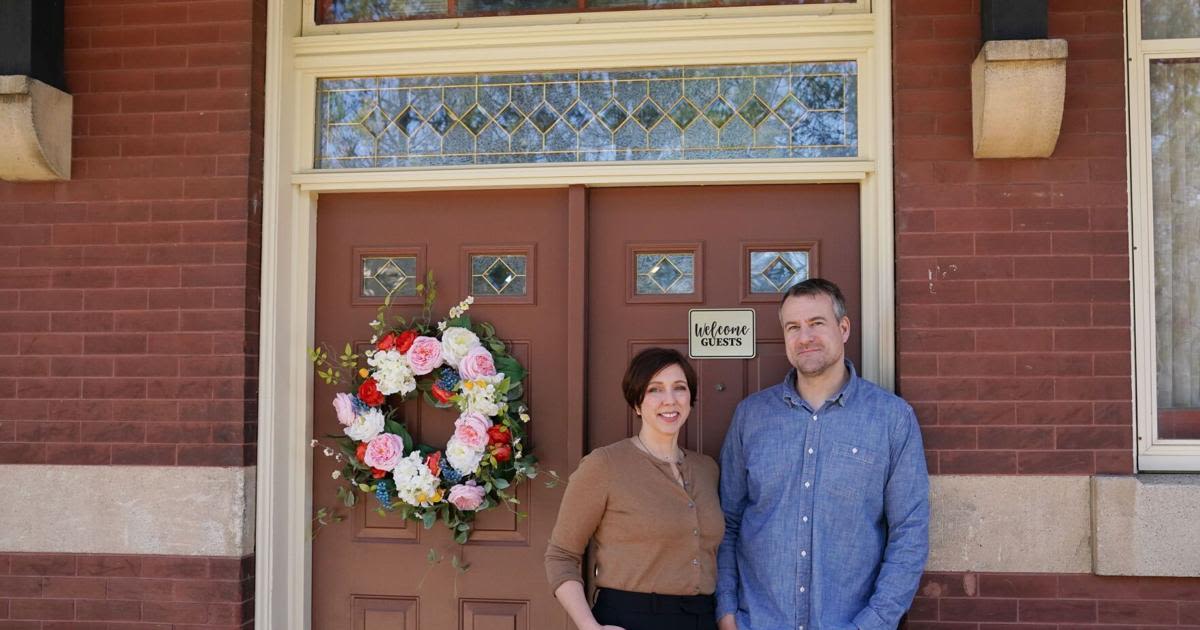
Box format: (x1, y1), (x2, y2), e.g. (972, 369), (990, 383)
(311, 184), (859, 629)
(588, 185), (860, 458)
(313, 190), (571, 630)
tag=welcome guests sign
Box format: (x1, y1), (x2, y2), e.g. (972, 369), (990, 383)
(688, 309), (756, 359)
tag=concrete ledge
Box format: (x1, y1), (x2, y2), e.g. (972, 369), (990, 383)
(0, 75), (72, 181)
(0, 465), (255, 557)
(929, 475), (1091, 573)
(971, 39), (1067, 159)
(1093, 475), (1200, 577)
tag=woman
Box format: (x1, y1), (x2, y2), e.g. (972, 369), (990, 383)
(545, 348), (724, 630)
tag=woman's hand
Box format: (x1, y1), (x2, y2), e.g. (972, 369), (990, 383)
(717, 613), (738, 630)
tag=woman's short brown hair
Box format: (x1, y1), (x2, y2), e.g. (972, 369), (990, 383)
(621, 347), (698, 410)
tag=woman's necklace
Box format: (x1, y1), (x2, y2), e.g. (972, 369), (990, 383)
(634, 435), (681, 465)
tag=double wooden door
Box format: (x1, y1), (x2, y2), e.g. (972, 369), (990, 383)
(312, 185), (859, 630)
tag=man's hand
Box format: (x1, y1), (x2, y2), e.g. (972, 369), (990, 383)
(718, 613), (738, 630)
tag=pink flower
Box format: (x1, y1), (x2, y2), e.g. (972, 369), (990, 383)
(448, 481), (486, 511)
(405, 336), (444, 375)
(332, 392), (356, 427)
(453, 412), (491, 451)
(458, 346), (498, 380)
(362, 433), (405, 471)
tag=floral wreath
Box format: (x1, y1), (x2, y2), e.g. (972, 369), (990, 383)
(310, 275), (536, 543)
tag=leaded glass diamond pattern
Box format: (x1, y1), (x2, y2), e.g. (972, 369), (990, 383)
(316, 62), (858, 168)
(471, 255), (528, 296)
(362, 256), (418, 298)
(749, 251), (809, 293)
(636, 253), (695, 295)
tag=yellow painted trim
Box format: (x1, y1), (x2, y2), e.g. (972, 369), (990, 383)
(1125, 0), (1200, 472)
(293, 160), (874, 192)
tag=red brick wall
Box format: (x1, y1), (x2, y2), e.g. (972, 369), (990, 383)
(894, 0), (1134, 475)
(0, 1), (263, 627)
(0, 0), (264, 468)
(0, 553), (253, 629)
(909, 572), (1200, 629)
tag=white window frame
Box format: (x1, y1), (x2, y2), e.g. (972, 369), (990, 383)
(1126, 0), (1200, 472)
(256, 1), (893, 627)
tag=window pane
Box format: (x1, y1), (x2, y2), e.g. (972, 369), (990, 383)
(362, 256), (418, 297)
(635, 252), (695, 294)
(471, 254), (528, 296)
(319, 0), (853, 25)
(1141, 0), (1200, 40)
(749, 250), (808, 293)
(1150, 58), (1200, 439)
(315, 62), (858, 168)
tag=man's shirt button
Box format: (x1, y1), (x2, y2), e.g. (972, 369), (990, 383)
(799, 586), (806, 593)
(807, 447), (814, 454)
(802, 516), (808, 522)
(803, 481), (810, 488)
(800, 550), (807, 557)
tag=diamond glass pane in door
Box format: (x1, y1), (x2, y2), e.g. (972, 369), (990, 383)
(749, 251), (808, 293)
(635, 253), (695, 294)
(362, 256), (418, 297)
(471, 254), (528, 296)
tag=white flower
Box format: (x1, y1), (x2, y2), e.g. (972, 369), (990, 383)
(368, 349), (416, 396)
(458, 375), (503, 417)
(445, 436), (485, 476)
(519, 412), (530, 423)
(310, 439), (319, 447)
(323, 447), (334, 457)
(392, 452), (442, 507)
(331, 470), (341, 479)
(344, 408), (385, 442)
(439, 326), (481, 368)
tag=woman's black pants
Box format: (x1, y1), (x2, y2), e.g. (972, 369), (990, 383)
(592, 587), (718, 630)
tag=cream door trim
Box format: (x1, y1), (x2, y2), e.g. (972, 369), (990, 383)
(258, 2), (894, 628)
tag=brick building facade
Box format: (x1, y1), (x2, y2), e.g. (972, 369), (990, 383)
(1, 0), (1196, 628)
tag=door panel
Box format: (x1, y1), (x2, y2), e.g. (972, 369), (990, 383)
(588, 185), (861, 458)
(313, 190), (571, 630)
(312, 184), (860, 628)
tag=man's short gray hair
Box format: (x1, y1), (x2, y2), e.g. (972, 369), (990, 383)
(779, 278), (848, 321)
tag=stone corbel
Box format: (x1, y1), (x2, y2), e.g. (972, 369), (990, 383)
(0, 75), (72, 181)
(971, 39), (1067, 159)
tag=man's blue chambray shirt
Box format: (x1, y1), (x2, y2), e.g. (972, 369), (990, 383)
(716, 362), (930, 630)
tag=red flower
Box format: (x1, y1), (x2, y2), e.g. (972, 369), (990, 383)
(371, 468), (387, 479)
(358, 378), (385, 407)
(491, 444), (512, 463)
(486, 425), (510, 446)
(355, 442), (368, 463)
(426, 451), (442, 477)
(432, 384), (454, 404)
(376, 332), (397, 351)
(394, 329), (418, 354)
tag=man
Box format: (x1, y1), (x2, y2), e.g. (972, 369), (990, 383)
(716, 278), (929, 630)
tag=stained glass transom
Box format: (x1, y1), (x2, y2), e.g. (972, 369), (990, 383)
(749, 250), (808, 293)
(319, 0), (852, 25)
(315, 62), (858, 168)
(635, 253), (695, 295)
(362, 256), (418, 297)
(471, 254), (528, 296)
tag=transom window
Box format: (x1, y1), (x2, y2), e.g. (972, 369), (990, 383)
(318, 0), (855, 25)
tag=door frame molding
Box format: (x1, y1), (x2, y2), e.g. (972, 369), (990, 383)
(257, 2), (893, 628)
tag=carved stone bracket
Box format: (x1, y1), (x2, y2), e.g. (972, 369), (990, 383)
(0, 75), (72, 181)
(971, 39), (1068, 159)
